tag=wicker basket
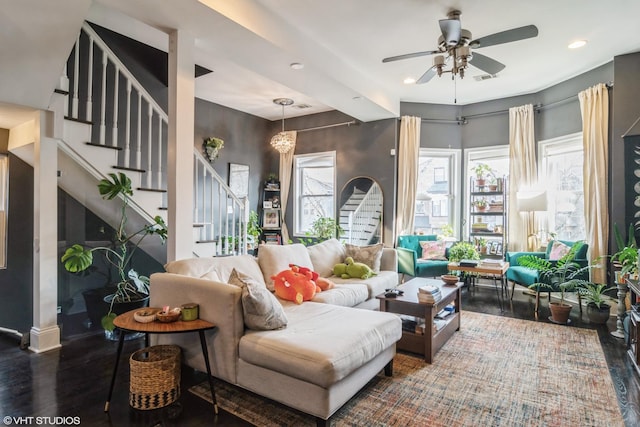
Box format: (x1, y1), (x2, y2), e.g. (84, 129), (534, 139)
(129, 345), (181, 410)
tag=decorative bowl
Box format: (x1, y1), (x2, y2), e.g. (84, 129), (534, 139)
(156, 308), (181, 323)
(441, 274), (459, 286)
(133, 309), (158, 323)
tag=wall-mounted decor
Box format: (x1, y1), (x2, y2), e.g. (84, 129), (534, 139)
(203, 137), (224, 162)
(228, 163), (249, 199)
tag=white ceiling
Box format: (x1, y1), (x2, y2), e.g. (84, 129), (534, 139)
(2, 0), (640, 128)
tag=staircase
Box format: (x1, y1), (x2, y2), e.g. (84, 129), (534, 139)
(49, 22), (247, 260)
(339, 184), (383, 245)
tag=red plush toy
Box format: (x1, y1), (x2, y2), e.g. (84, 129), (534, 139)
(288, 264), (335, 291)
(272, 266), (318, 304)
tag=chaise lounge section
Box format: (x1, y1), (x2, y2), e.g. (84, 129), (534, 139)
(149, 241), (402, 425)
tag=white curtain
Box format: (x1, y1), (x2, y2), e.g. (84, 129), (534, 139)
(508, 104), (538, 252)
(394, 116), (420, 240)
(278, 131), (297, 244)
(579, 84), (609, 283)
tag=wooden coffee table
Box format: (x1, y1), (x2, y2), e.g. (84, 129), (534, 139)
(105, 308), (219, 415)
(448, 261), (509, 310)
(377, 278), (461, 363)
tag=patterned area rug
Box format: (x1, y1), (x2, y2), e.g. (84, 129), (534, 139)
(190, 311), (624, 426)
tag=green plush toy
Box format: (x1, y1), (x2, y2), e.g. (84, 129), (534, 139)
(333, 256), (376, 280)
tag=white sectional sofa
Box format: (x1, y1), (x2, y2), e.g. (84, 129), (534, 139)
(150, 240), (402, 425)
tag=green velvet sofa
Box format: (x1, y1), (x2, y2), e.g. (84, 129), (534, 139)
(396, 235), (451, 281)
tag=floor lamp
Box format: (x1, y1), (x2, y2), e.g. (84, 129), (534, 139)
(516, 190), (548, 252)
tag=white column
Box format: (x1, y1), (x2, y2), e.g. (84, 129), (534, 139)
(30, 109), (61, 353)
(167, 29), (195, 262)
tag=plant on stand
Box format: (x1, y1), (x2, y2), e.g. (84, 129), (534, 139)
(611, 223), (639, 281)
(471, 163), (494, 187)
(61, 173), (167, 332)
(247, 209), (262, 250)
(296, 217), (344, 246)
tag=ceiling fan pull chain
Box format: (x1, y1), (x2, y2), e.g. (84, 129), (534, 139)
(454, 75), (457, 104)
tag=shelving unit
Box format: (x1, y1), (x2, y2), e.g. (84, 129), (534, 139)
(469, 176), (508, 258)
(260, 182), (282, 245)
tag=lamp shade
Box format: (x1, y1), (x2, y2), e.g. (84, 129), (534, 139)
(516, 191), (547, 212)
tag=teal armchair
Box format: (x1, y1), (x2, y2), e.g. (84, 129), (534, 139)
(397, 235), (451, 281)
(505, 240), (589, 312)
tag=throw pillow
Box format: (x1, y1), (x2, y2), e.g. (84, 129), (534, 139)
(548, 241), (571, 261)
(228, 268), (287, 331)
(306, 238), (345, 278)
(344, 243), (384, 272)
(419, 240), (447, 260)
(257, 243), (314, 291)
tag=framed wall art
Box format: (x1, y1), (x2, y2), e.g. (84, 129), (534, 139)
(228, 163), (249, 199)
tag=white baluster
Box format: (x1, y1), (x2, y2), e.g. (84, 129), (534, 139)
(136, 92), (142, 170)
(61, 63), (69, 117)
(86, 37), (94, 122)
(157, 120), (163, 188)
(124, 81), (131, 167)
(99, 51), (107, 145)
(146, 105), (152, 188)
(72, 33), (79, 119)
(112, 66), (119, 147)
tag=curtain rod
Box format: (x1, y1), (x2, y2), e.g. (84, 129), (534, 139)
(294, 120), (357, 133)
(411, 81), (614, 123)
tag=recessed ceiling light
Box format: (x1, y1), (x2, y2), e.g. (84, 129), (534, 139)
(290, 62), (304, 70)
(404, 77), (416, 85)
(568, 40), (587, 49)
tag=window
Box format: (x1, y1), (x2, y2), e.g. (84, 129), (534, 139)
(293, 151), (336, 236)
(539, 133), (585, 241)
(414, 149), (460, 237)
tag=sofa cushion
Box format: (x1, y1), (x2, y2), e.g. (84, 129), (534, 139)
(307, 238), (345, 277)
(238, 301), (401, 388)
(310, 284), (368, 307)
(329, 270), (397, 299)
(419, 240), (447, 260)
(345, 243), (384, 272)
(164, 255), (266, 287)
(258, 243), (314, 291)
(228, 269), (288, 331)
(548, 240), (571, 261)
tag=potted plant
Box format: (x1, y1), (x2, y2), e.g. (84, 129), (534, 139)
(448, 241), (480, 263)
(577, 282), (616, 324)
(247, 209), (262, 250)
(203, 136), (224, 162)
(611, 223), (638, 281)
(471, 163), (493, 187)
(61, 173), (167, 332)
(520, 242), (591, 324)
(297, 216), (344, 246)
(473, 199), (488, 212)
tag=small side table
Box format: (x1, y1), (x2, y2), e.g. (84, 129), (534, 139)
(104, 308), (219, 416)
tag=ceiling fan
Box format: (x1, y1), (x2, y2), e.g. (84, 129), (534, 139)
(382, 10), (538, 84)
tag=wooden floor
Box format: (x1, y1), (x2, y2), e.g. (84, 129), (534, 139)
(1, 280), (638, 427)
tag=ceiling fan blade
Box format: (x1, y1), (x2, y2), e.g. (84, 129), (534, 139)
(416, 67), (437, 84)
(469, 52), (506, 74)
(382, 50), (439, 63)
(470, 25), (538, 49)
(439, 18), (462, 46)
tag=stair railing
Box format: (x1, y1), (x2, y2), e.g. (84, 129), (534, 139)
(66, 22), (167, 191)
(193, 150), (248, 256)
(346, 184), (383, 245)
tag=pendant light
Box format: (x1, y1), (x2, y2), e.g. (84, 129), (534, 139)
(270, 98), (294, 154)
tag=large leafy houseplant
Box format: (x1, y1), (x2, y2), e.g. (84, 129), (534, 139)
(297, 217), (344, 246)
(448, 241), (480, 263)
(61, 173), (167, 329)
(519, 241), (591, 323)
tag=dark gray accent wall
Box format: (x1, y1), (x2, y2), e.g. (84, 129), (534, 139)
(194, 98), (271, 214)
(270, 111), (397, 246)
(0, 154), (33, 333)
(613, 52), (640, 238)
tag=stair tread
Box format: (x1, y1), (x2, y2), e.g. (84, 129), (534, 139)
(86, 142), (122, 151)
(113, 165), (146, 173)
(137, 187), (167, 193)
